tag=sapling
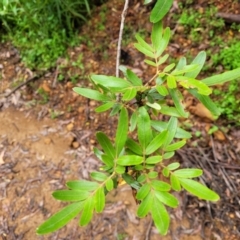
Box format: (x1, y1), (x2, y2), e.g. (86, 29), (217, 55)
(36, 0), (240, 236)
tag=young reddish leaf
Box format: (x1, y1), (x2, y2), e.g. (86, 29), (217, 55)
(37, 202), (84, 235)
(179, 178), (220, 201)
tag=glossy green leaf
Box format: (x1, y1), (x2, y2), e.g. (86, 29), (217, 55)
(156, 27), (171, 57)
(167, 162), (180, 170)
(90, 172), (108, 182)
(136, 184), (151, 200)
(157, 54), (169, 66)
(137, 193), (153, 218)
(146, 155), (163, 164)
(164, 117), (178, 147)
(185, 51), (206, 78)
(151, 180), (171, 191)
(145, 130), (168, 155)
(91, 75), (132, 91)
(156, 85), (168, 96)
(126, 69), (143, 86)
(188, 89), (221, 116)
(80, 196), (95, 226)
(105, 179), (114, 191)
(173, 168), (203, 178)
(150, 0), (174, 23)
(135, 33), (153, 52)
(179, 178), (220, 201)
(117, 155), (143, 166)
(159, 105), (182, 117)
(96, 132), (115, 159)
(36, 201), (84, 235)
(151, 21), (162, 51)
(122, 173), (141, 190)
(177, 76), (212, 95)
(163, 151), (175, 159)
(169, 88), (189, 118)
(66, 180), (99, 191)
(170, 174), (181, 191)
(122, 88), (137, 101)
(146, 102), (161, 110)
(115, 107), (128, 156)
(125, 138), (143, 155)
(164, 140), (186, 152)
(162, 167), (170, 177)
(134, 43), (155, 58)
(148, 171), (158, 179)
(52, 190), (90, 202)
(151, 198), (170, 235)
(202, 67), (240, 86)
(101, 154), (114, 167)
(95, 102), (114, 113)
(129, 111), (138, 132)
(151, 120), (192, 139)
(138, 107), (153, 150)
(155, 191), (179, 208)
(94, 187), (105, 213)
(73, 88), (110, 101)
(144, 59), (157, 67)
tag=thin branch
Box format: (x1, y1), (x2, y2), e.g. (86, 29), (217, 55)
(116, 0), (129, 77)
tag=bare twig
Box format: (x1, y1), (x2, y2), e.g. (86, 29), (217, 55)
(116, 0), (129, 77)
(145, 219), (153, 240)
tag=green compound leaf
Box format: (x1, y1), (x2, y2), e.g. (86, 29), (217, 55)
(36, 201), (84, 235)
(156, 27), (171, 57)
(137, 193), (153, 218)
(167, 162), (180, 171)
(122, 173), (142, 190)
(126, 69), (143, 86)
(125, 138), (143, 155)
(52, 190), (90, 202)
(164, 117), (178, 147)
(179, 178), (220, 201)
(101, 154), (114, 167)
(135, 33), (154, 52)
(172, 64), (199, 76)
(96, 132), (115, 159)
(148, 171), (158, 178)
(80, 196), (95, 226)
(157, 54), (169, 66)
(94, 187), (105, 213)
(164, 140), (186, 152)
(66, 180), (99, 191)
(122, 88), (137, 101)
(115, 107), (128, 156)
(175, 57), (187, 71)
(138, 107), (153, 150)
(90, 172), (108, 182)
(167, 75), (176, 88)
(202, 67), (240, 86)
(154, 191), (179, 208)
(156, 85), (168, 96)
(169, 88), (189, 118)
(91, 75), (132, 92)
(163, 151), (175, 159)
(117, 155), (143, 166)
(136, 183), (151, 200)
(145, 130), (168, 155)
(173, 168), (203, 178)
(151, 180), (171, 191)
(146, 155), (163, 164)
(150, 0), (174, 23)
(151, 197), (170, 235)
(185, 51), (206, 78)
(95, 102), (114, 113)
(160, 105), (182, 117)
(170, 174), (181, 191)
(145, 59), (157, 67)
(73, 88), (110, 101)
(134, 43), (155, 58)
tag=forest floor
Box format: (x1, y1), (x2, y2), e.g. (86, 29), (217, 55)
(0, 0), (240, 239)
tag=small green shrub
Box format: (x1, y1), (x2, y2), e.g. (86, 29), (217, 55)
(36, 0), (240, 237)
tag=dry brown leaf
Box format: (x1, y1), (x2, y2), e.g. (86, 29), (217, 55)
(213, 130), (226, 141)
(189, 103), (215, 121)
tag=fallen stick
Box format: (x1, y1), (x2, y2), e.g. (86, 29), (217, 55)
(216, 12), (240, 24)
